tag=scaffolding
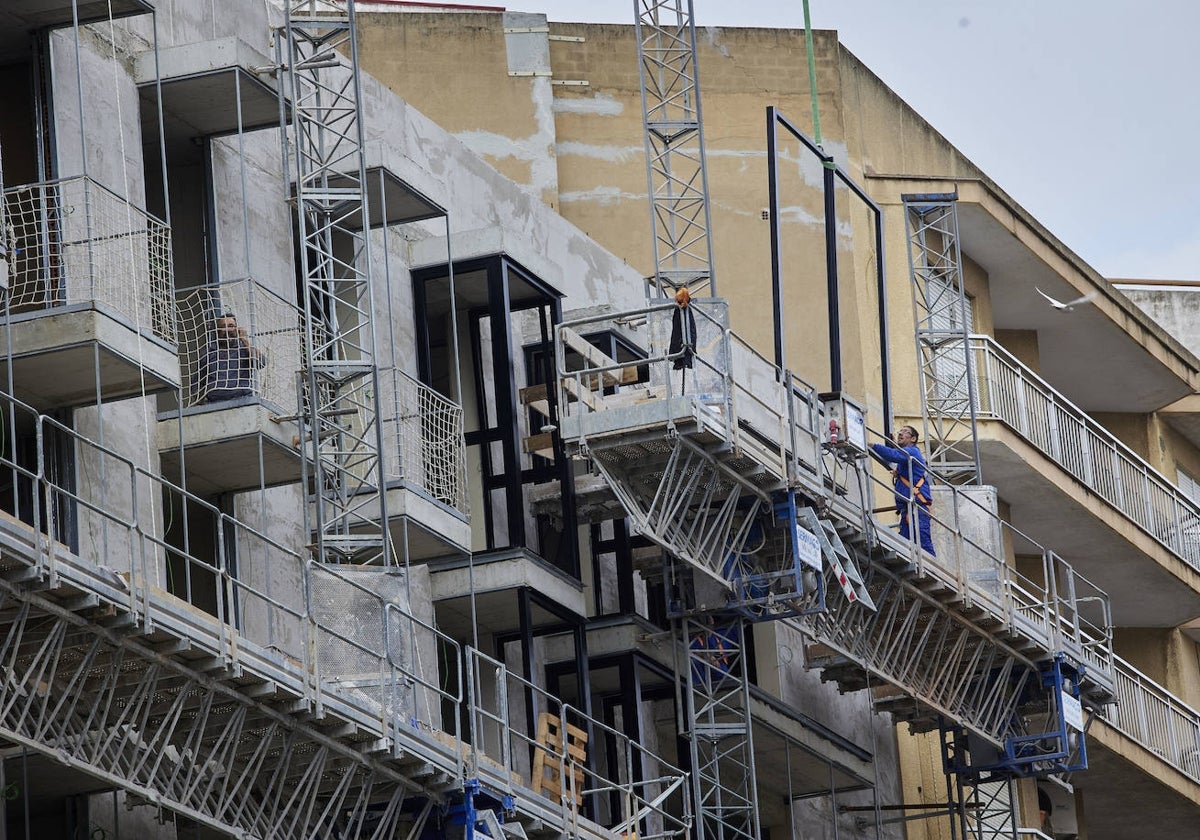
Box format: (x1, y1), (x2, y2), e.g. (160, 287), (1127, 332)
(904, 194), (983, 485)
(279, 0), (390, 566)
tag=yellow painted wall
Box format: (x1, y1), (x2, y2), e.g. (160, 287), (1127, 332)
(995, 329), (1041, 373)
(354, 15), (1200, 835)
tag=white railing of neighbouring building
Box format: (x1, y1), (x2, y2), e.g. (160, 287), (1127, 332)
(972, 335), (1200, 570)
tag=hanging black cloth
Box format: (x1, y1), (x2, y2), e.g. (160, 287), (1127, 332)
(669, 303), (697, 369)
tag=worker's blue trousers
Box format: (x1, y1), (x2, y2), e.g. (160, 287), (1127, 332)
(899, 504), (935, 556)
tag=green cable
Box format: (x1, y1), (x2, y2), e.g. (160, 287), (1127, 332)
(802, 0), (823, 148)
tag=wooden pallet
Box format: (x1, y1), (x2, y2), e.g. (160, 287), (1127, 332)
(530, 711), (587, 805)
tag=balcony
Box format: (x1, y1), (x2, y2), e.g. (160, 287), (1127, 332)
(0, 1), (152, 62)
(157, 278), (303, 496)
(0, 176), (178, 407)
(1079, 655), (1200, 839)
(378, 370), (471, 559)
(971, 334), (1200, 626)
(0, 386), (688, 840)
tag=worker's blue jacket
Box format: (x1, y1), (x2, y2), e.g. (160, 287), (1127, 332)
(871, 442), (931, 509)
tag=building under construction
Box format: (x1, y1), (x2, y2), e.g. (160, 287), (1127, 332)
(0, 2), (1195, 839)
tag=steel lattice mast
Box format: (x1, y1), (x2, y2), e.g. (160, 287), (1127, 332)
(903, 194), (982, 485)
(281, 0), (390, 565)
(635, 5), (757, 840)
(636, 0), (717, 299)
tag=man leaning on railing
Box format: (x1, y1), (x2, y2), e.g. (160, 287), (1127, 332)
(871, 425), (935, 556)
(196, 312), (265, 404)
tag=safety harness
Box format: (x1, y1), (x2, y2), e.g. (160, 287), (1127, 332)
(893, 470), (932, 507)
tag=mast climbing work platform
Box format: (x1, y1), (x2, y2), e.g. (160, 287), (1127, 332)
(548, 297), (1115, 824)
(0, 4), (692, 839)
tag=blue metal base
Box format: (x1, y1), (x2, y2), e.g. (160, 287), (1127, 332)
(444, 779), (516, 840)
(942, 655), (1089, 779)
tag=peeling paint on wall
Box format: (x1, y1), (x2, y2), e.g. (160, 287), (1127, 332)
(500, 12), (558, 199)
(553, 93), (624, 116)
(559, 186), (648, 205)
(556, 141), (641, 162)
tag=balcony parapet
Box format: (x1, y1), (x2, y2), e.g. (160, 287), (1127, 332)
(1103, 653), (1200, 782)
(175, 278), (302, 410)
(973, 334), (1200, 572)
(380, 369), (469, 517)
(3, 176), (174, 344)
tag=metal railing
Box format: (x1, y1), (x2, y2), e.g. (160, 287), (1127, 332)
(466, 647), (691, 840)
(0, 387), (462, 759)
(1103, 653), (1200, 782)
(380, 369), (469, 514)
(556, 299), (815, 489)
(973, 334), (1200, 570)
(2, 176), (175, 343)
(175, 278), (303, 409)
(853, 423), (1115, 690)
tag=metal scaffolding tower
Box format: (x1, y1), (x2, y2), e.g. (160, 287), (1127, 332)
(904, 194), (982, 486)
(280, 0), (390, 565)
(634, 5), (760, 840)
(636, 0), (717, 299)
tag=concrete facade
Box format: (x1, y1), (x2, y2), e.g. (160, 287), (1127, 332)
(352, 9), (1200, 840)
(1, 2), (1198, 839)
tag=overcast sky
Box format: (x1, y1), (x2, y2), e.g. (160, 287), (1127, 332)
(529, 1), (1200, 281)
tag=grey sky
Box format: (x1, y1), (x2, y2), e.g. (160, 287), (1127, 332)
(530, 1), (1200, 281)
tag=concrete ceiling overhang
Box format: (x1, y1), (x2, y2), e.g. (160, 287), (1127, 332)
(0, 0), (151, 64)
(1159, 394), (1200, 451)
(1077, 723), (1200, 840)
(977, 431), (1200, 628)
(327, 166), (445, 230)
(957, 200), (1192, 412)
(874, 177), (1199, 413)
(135, 37), (281, 158)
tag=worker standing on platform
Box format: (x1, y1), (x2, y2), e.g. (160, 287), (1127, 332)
(872, 425), (935, 555)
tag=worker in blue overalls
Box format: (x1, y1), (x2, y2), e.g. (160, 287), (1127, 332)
(871, 425), (935, 555)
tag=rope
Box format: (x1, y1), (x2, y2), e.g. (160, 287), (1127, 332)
(801, 0), (823, 148)
(107, 0), (167, 593)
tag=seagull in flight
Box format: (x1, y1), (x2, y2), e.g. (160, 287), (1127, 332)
(1035, 287), (1097, 312)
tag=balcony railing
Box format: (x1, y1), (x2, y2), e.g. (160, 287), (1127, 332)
(466, 647), (691, 838)
(0, 385), (690, 823)
(972, 335), (1200, 571)
(175, 278), (303, 409)
(2, 176), (174, 343)
(380, 370), (469, 515)
(1103, 654), (1200, 783)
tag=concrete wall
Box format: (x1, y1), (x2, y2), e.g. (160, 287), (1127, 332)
(1122, 288), (1200, 358)
(347, 11), (1200, 837)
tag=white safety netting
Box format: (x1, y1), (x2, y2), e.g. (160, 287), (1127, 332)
(2, 176), (174, 342)
(380, 370), (468, 514)
(175, 279), (303, 409)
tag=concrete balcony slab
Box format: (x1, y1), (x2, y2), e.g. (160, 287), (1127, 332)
(430, 548), (584, 640)
(0, 1), (151, 61)
(0, 305), (178, 408)
(136, 36), (282, 153)
(383, 483), (471, 561)
(157, 399), (301, 496)
(977, 422), (1200, 627)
